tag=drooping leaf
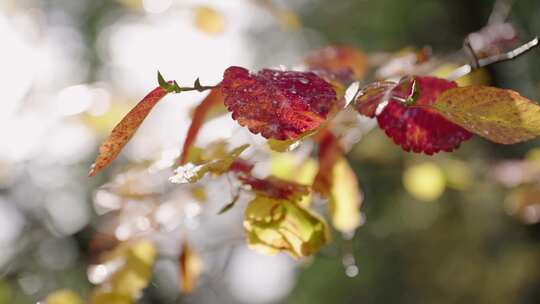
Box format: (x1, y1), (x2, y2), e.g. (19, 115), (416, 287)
(244, 195), (330, 258)
(313, 130), (363, 233)
(238, 175), (309, 201)
(313, 129), (344, 195)
(179, 240), (203, 294)
(220, 66), (338, 140)
(305, 46), (369, 85)
(89, 86), (169, 176)
(431, 86), (540, 144)
(194, 5), (226, 35)
(178, 89), (225, 165)
(377, 76), (472, 154)
(169, 144), (249, 184)
(328, 157), (364, 233)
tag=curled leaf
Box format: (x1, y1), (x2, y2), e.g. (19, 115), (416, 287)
(220, 66), (338, 140)
(238, 175), (309, 201)
(305, 46), (369, 85)
(313, 130), (363, 233)
(89, 86), (168, 176)
(328, 157), (363, 233)
(179, 240), (203, 294)
(431, 86), (540, 144)
(170, 144), (249, 184)
(244, 195), (330, 258)
(178, 89), (225, 165)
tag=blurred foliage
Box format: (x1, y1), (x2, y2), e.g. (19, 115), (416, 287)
(1, 0), (540, 303)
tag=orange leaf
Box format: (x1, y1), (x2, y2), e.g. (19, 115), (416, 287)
(431, 86), (540, 144)
(313, 129), (344, 195)
(179, 240), (202, 294)
(178, 89), (225, 165)
(89, 86), (168, 176)
(313, 129), (363, 233)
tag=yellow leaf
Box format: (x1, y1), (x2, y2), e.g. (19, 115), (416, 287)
(432, 86), (540, 144)
(90, 240), (157, 303)
(329, 157), (363, 233)
(169, 144), (249, 184)
(403, 162), (445, 202)
(45, 289), (82, 304)
(179, 240), (203, 294)
(194, 6), (226, 35)
(244, 196), (329, 258)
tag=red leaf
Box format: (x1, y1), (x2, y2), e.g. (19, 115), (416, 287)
(238, 174), (309, 201)
(377, 76), (472, 155)
(178, 88), (225, 165)
(89, 86), (168, 176)
(220, 66), (338, 140)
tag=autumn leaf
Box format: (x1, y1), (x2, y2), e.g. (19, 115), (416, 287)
(179, 240), (203, 294)
(431, 86), (540, 144)
(354, 80), (397, 118)
(376, 76), (472, 154)
(313, 129), (363, 233)
(305, 46), (369, 85)
(178, 88), (225, 165)
(169, 144), (249, 184)
(244, 195), (330, 258)
(238, 175), (309, 201)
(220, 66), (338, 140)
(89, 86), (169, 176)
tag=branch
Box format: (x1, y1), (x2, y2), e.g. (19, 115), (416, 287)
(157, 71), (218, 93)
(447, 37), (539, 81)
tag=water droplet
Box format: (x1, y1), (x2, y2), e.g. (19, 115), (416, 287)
(169, 163), (204, 184)
(345, 265), (359, 277)
(299, 78), (309, 84)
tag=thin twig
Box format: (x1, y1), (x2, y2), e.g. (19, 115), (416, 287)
(447, 36), (539, 81)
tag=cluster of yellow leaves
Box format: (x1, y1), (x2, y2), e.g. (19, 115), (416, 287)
(244, 196), (329, 258)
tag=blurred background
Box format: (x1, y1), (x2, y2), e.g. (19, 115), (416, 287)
(1, 0), (540, 303)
